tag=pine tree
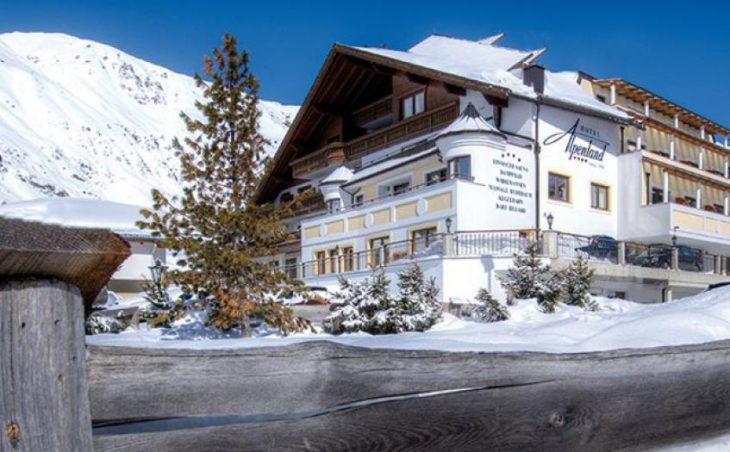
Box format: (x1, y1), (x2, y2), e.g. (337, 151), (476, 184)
(137, 34), (305, 337)
(394, 262), (442, 332)
(561, 254), (596, 310)
(367, 269), (398, 334)
(535, 274), (563, 313)
(499, 242), (548, 300)
(471, 288), (509, 322)
(325, 264), (442, 335)
(499, 241), (563, 313)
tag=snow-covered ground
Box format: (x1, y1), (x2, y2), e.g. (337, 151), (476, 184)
(0, 32), (297, 205)
(87, 285), (730, 353)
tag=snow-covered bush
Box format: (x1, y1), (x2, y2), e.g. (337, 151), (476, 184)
(326, 263), (441, 335)
(470, 289), (509, 323)
(535, 274), (563, 313)
(395, 262), (442, 332)
(560, 254), (597, 310)
(85, 312), (128, 335)
(499, 241), (559, 312)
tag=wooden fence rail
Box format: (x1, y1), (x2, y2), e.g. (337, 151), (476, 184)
(88, 339), (730, 451)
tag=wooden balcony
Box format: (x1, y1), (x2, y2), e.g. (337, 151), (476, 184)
(348, 102), (459, 159)
(351, 95), (393, 128)
(289, 102), (460, 179)
(290, 142), (347, 179)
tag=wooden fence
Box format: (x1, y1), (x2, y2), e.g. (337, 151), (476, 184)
(88, 339), (730, 451)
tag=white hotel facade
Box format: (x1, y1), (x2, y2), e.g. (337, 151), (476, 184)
(256, 34), (730, 303)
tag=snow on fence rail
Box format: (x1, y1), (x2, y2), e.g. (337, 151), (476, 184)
(88, 340), (730, 451)
(452, 229), (539, 257)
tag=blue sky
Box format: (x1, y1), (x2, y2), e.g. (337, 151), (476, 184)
(2, 0), (728, 127)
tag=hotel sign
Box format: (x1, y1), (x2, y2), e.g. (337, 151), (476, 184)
(543, 118), (609, 164)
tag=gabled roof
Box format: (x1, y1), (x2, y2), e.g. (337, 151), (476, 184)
(256, 34), (629, 203)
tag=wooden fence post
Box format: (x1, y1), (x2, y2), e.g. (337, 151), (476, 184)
(0, 279), (92, 452)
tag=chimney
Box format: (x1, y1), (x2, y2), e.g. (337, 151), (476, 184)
(523, 64), (545, 94)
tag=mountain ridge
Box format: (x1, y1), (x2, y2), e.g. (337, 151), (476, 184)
(0, 31), (297, 205)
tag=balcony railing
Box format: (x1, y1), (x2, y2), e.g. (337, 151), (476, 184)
(290, 142), (348, 179)
(288, 103), (460, 179)
(351, 96), (393, 127)
(555, 231), (726, 274)
(284, 228), (730, 281)
(348, 102), (459, 160)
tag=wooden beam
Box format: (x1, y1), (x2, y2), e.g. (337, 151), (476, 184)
(406, 72), (430, 85)
(443, 83), (467, 96)
(483, 92), (509, 108)
(90, 340), (730, 451)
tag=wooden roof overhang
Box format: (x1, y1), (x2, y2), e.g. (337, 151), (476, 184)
(594, 79), (730, 136)
(255, 44), (511, 204)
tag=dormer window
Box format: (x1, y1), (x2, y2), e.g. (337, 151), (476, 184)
(401, 91), (425, 120)
(326, 199), (341, 213)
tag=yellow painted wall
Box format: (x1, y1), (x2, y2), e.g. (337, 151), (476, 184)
(326, 220), (345, 235)
(349, 215), (365, 231)
(673, 210), (704, 231)
(351, 156), (444, 203)
(395, 201), (418, 221)
(303, 226), (320, 240)
(372, 208), (391, 225)
(426, 192), (452, 213)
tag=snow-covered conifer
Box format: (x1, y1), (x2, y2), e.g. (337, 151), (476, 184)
(561, 254), (596, 310)
(470, 288), (509, 322)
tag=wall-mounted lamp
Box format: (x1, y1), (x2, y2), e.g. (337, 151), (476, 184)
(445, 217), (453, 234)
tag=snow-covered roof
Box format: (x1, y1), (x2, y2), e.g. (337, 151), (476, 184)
(320, 166), (354, 184)
(0, 197), (154, 240)
(345, 147), (439, 186)
(353, 35), (628, 121)
(436, 103), (504, 139)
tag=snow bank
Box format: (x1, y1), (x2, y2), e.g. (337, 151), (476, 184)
(87, 286), (730, 353)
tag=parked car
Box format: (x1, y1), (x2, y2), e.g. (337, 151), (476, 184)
(577, 235), (618, 260)
(633, 244), (703, 271)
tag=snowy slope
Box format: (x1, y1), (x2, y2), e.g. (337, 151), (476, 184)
(0, 32), (298, 205)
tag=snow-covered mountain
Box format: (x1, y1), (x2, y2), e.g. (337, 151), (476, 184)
(0, 32), (298, 205)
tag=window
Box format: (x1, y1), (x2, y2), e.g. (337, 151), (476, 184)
(684, 195), (697, 207)
(342, 246), (354, 272)
(279, 192), (294, 203)
(401, 91), (425, 119)
(328, 249), (339, 273)
(326, 199), (341, 213)
(590, 183), (609, 210)
(285, 257), (298, 280)
(370, 236), (390, 267)
(392, 181), (411, 196)
(425, 168), (447, 186)
(412, 227), (438, 253)
(380, 179), (411, 198)
(651, 187), (664, 205)
(352, 193), (364, 207)
(596, 94), (607, 104)
(315, 251), (326, 275)
(448, 156), (471, 180)
(548, 173), (570, 202)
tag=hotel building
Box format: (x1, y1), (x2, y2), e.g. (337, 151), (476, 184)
(256, 34), (730, 303)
